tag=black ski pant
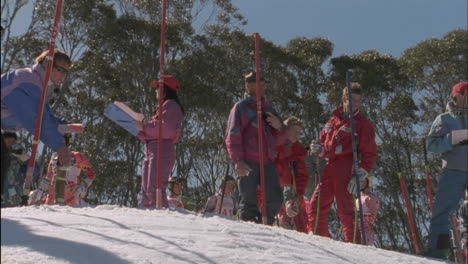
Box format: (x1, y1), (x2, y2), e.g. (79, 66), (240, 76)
(237, 161), (283, 225)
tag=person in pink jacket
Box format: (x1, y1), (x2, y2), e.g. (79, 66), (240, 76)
(135, 75), (184, 208)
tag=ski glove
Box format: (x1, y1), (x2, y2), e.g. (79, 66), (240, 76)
(234, 160), (252, 177)
(309, 140), (322, 154)
(347, 168), (369, 195)
(285, 200), (299, 218)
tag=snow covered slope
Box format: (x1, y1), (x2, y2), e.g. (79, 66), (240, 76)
(1, 205), (449, 264)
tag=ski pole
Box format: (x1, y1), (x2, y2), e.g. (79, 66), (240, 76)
(345, 70), (367, 245)
(22, 0), (64, 204)
(313, 134), (322, 235)
(290, 161), (298, 229)
(155, 0), (167, 209)
(422, 138), (433, 211)
(398, 172), (421, 254)
(254, 33), (267, 225)
(352, 194), (358, 244)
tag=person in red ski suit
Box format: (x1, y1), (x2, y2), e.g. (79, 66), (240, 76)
(307, 83), (377, 243)
(135, 75), (184, 208)
(44, 150), (96, 206)
(225, 72), (286, 225)
(275, 116), (310, 233)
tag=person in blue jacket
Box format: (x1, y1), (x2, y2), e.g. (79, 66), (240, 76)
(1, 49), (73, 193)
(425, 82), (468, 260)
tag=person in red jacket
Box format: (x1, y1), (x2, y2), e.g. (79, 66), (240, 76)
(307, 83), (377, 243)
(29, 135), (96, 206)
(275, 116), (309, 233)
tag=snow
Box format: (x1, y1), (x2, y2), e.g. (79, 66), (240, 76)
(1, 205), (449, 264)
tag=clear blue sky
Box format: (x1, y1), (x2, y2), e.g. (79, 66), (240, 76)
(231, 0), (467, 58)
(11, 0), (467, 58)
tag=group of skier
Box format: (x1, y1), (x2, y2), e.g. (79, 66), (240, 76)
(1, 49), (467, 262)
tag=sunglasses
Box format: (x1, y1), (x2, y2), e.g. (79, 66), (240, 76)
(54, 65), (69, 74)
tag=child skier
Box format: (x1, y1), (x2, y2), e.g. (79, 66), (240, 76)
(203, 176), (238, 219)
(274, 117), (309, 233)
(355, 181), (380, 246)
(29, 135), (96, 206)
(167, 176), (185, 209)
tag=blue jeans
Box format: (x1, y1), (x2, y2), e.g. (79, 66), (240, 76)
(428, 168), (467, 249)
(237, 161), (283, 225)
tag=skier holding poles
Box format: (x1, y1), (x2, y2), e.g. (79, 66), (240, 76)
(0, 0), (73, 205)
(225, 37), (287, 225)
(1, 47), (74, 203)
(424, 82), (468, 260)
(274, 116), (310, 233)
(306, 80), (377, 244)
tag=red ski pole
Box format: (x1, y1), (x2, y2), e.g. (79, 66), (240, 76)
(23, 0), (64, 199)
(398, 172), (421, 254)
(156, 0), (167, 209)
(254, 33), (267, 225)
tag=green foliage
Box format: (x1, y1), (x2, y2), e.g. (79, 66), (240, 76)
(400, 29), (468, 123)
(1, 0), (466, 255)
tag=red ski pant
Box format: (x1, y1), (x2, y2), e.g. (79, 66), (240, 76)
(306, 156), (360, 243)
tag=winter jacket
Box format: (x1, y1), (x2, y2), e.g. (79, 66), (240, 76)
(136, 99), (183, 143)
(225, 95), (286, 164)
(274, 141), (309, 196)
(426, 102), (468, 172)
(320, 106), (376, 172)
(45, 151), (96, 205)
(138, 99), (183, 208)
(1, 64), (68, 150)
